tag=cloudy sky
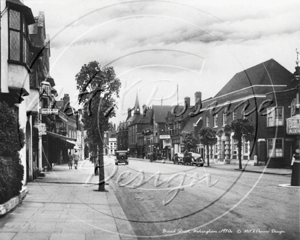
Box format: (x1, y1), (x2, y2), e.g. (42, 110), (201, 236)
(26, 0), (300, 123)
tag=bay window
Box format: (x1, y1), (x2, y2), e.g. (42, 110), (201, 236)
(8, 9), (31, 66)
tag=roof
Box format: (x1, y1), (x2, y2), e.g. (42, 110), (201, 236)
(6, 0), (35, 24)
(152, 105), (173, 123)
(133, 93), (140, 114)
(215, 59), (291, 97)
(182, 116), (202, 133)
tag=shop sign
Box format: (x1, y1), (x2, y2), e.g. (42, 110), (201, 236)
(37, 123), (46, 135)
(160, 135), (170, 139)
(41, 108), (58, 115)
(286, 116), (300, 135)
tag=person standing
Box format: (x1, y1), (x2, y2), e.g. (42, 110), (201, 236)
(68, 151), (73, 169)
(73, 150), (80, 169)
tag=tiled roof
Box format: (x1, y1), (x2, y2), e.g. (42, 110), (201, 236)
(137, 109), (153, 124)
(215, 59), (291, 97)
(182, 116), (202, 133)
(152, 105), (173, 123)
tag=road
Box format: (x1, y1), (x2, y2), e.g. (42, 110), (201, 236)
(104, 156), (299, 240)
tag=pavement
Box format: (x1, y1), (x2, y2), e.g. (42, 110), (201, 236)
(0, 160), (137, 240)
(130, 157), (292, 175)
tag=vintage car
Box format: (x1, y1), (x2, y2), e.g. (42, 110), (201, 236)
(173, 152), (205, 166)
(115, 150), (128, 165)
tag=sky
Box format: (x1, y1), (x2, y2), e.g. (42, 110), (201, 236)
(25, 0), (300, 124)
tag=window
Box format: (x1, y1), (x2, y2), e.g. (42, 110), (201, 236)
(213, 114), (218, 127)
(267, 139), (283, 157)
(8, 9), (31, 65)
(233, 110), (237, 120)
(267, 107), (283, 127)
(222, 112), (227, 126)
(243, 140), (249, 154)
(206, 116), (210, 127)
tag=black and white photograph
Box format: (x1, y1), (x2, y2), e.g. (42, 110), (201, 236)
(0, 0), (299, 239)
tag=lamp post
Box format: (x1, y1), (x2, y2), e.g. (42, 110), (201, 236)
(37, 81), (50, 171)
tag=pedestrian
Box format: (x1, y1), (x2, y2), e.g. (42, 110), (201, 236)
(68, 151), (73, 169)
(73, 149), (80, 169)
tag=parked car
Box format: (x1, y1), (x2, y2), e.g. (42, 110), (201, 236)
(187, 152), (204, 166)
(115, 150), (128, 165)
(173, 152), (205, 166)
(172, 153), (183, 164)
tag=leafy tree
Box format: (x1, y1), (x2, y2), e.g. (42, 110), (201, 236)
(0, 102), (24, 204)
(75, 61), (121, 191)
(181, 132), (198, 152)
(198, 127), (217, 167)
(224, 118), (255, 169)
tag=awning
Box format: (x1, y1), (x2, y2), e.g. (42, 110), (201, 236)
(66, 140), (76, 145)
(46, 131), (76, 141)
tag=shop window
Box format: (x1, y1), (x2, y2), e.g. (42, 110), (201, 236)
(267, 138), (283, 157)
(267, 107), (284, 127)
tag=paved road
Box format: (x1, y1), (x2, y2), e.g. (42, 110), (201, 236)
(105, 157), (300, 240)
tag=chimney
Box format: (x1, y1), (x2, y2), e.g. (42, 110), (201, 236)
(184, 97), (190, 108)
(195, 92), (202, 104)
(63, 94), (70, 108)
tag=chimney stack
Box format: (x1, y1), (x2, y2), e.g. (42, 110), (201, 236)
(184, 97), (190, 108)
(63, 94), (70, 108)
(195, 92), (202, 105)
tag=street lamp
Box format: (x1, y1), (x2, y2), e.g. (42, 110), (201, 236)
(37, 81), (51, 171)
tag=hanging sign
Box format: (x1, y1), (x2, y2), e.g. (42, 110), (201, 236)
(286, 115), (300, 135)
(41, 108), (59, 115)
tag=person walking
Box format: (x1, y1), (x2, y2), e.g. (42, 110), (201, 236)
(68, 151), (73, 169)
(73, 150), (80, 169)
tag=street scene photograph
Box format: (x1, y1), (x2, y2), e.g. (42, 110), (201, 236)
(0, 0), (299, 239)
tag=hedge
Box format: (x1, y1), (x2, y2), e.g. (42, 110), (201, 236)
(0, 102), (24, 204)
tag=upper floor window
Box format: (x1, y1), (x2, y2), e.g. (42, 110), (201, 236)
(8, 9), (31, 66)
(267, 107), (283, 127)
(233, 110), (237, 120)
(206, 116), (210, 127)
(222, 112), (227, 126)
(213, 114), (218, 127)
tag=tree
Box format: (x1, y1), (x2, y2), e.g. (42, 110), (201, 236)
(181, 132), (198, 152)
(224, 118), (255, 170)
(75, 61), (121, 191)
(198, 127), (217, 167)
